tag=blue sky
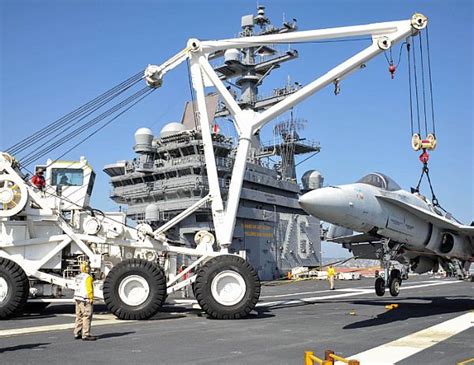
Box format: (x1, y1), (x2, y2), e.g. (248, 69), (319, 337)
(1, 0), (472, 257)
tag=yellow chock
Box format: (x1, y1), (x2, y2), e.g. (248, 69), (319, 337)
(385, 303), (399, 310)
(347, 311), (356, 316)
(305, 349), (359, 365)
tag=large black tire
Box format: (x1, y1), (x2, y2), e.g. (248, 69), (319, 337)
(389, 277), (401, 297)
(0, 258), (29, 319)
(375, 277), (385, 297)
(158, 265), (168, 304)
(194, 255), (261, 319)
(103, 259), (166, 320)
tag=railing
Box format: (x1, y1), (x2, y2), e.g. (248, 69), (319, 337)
(304, 350), (359, 365)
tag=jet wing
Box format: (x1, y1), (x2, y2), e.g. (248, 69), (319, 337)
(376, 195), (474, 236)
(327, 233), (382, 260)
(328, 232), (380, 244)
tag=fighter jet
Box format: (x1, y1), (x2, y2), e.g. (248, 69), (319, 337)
(299, 172), (474, 296)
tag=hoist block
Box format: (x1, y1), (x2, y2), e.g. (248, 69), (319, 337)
(411, 133), (437, 151)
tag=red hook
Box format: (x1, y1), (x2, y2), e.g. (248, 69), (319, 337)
(419, 149), (430, 164)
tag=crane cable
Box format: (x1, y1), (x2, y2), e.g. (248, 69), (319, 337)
(14, 86), (155, 228)
(20, 85), (150, 166)
(7, 70), (144, 155)
(18, 81), (143, 164)
(42, 88), (155, 169)
(408, 26), (442, 208)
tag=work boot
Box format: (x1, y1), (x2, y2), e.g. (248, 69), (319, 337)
(82, 336), (97, 341)
(74, 332), (82, 340)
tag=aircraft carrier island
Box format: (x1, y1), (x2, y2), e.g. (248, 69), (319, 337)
(104, 100), (323, 282)
(103, 8), (324, 280)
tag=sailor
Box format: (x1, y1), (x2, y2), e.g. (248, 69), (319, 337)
(327, 265), (336, 290)
(31, 168), (46, 190)
(59, 174), (69, 185)
(73, 262), (97, 341)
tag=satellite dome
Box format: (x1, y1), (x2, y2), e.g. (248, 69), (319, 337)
(301, 170), (324, 191)
(224, 49), (240, 63)
(134, 127), (154, 153)
(160, 122), (186, 138)
(145, 203), (160, 221)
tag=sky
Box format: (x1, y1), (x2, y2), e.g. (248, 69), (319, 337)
(1, 0), (472, 257)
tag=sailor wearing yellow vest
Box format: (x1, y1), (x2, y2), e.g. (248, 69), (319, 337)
(74, 262), (97, 341)
(327, 265), (336, 290)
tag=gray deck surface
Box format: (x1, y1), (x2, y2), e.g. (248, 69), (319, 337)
(0, 276), (472, 364)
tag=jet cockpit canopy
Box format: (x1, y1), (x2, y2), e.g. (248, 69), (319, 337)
(356, 172), (401, 191)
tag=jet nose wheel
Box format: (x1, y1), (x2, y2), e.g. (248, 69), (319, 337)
(194, 255), (261, 319)
(389, 277), (401, 296)
(375, 277), (385, 296)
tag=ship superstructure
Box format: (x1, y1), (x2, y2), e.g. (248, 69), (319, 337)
(104, 7), (323, 279)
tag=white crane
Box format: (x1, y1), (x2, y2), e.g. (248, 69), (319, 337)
(0, 13), (427, 320)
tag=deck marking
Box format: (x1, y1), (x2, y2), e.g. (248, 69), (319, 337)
(0, 280), (462, 338)
(173, 299), (198, 304)
(260, 279), (459, 299)
(0, 318), (134, 338)
(257, 280), (460, 308)
(339, 311), (474, 365)
(260, 289), (333, 299)
(170, 280), (461, 308)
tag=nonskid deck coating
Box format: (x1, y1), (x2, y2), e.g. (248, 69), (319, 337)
(0, 276), (472, 365)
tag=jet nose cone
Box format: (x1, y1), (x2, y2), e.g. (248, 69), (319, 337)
(299, 187), (348, 223)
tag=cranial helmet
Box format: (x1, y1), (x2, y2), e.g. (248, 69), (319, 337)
(80, 262), (91, 273)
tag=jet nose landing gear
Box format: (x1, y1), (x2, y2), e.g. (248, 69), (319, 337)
(374, 269), (402, 297)
(375, 239), (406, 297)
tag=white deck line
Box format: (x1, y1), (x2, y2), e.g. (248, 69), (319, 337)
(340, 311), (474, 365)
(257, 280), (461, 308)
(0, 318), (134, 338)
(0, 280), (463, 338)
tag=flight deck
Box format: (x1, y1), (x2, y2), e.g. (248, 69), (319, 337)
(1, 276), (472, 365)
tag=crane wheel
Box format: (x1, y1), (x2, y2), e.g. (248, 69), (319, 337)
(0, 257), (29, 319)
(375, 277), (385, 297)
(194, 255), (261, 319)
(103, 259), (166, 320)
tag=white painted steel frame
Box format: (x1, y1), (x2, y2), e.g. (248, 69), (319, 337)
(0, 14), (427, 306)
(146, 14), (427, 249)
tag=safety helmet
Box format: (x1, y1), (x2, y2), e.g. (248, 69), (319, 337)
(80, 262), (91, 273)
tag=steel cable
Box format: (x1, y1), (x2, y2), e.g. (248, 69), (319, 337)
(21, 86), (150, 166)
(425, 26), (436, 136)
(418, 32), (429, 135)
(45, 88), (155, 169)
(7, 70), (144, 155)
(411, 34), (422, 134)
(19, 88), (154, 219)
(16, 79), (142, 161)
(407, 42), (414, 136)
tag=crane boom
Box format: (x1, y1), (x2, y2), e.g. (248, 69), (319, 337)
(144, 13), (428, 249)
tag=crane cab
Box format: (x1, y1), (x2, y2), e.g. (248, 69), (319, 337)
(38, 156), (96, 210)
